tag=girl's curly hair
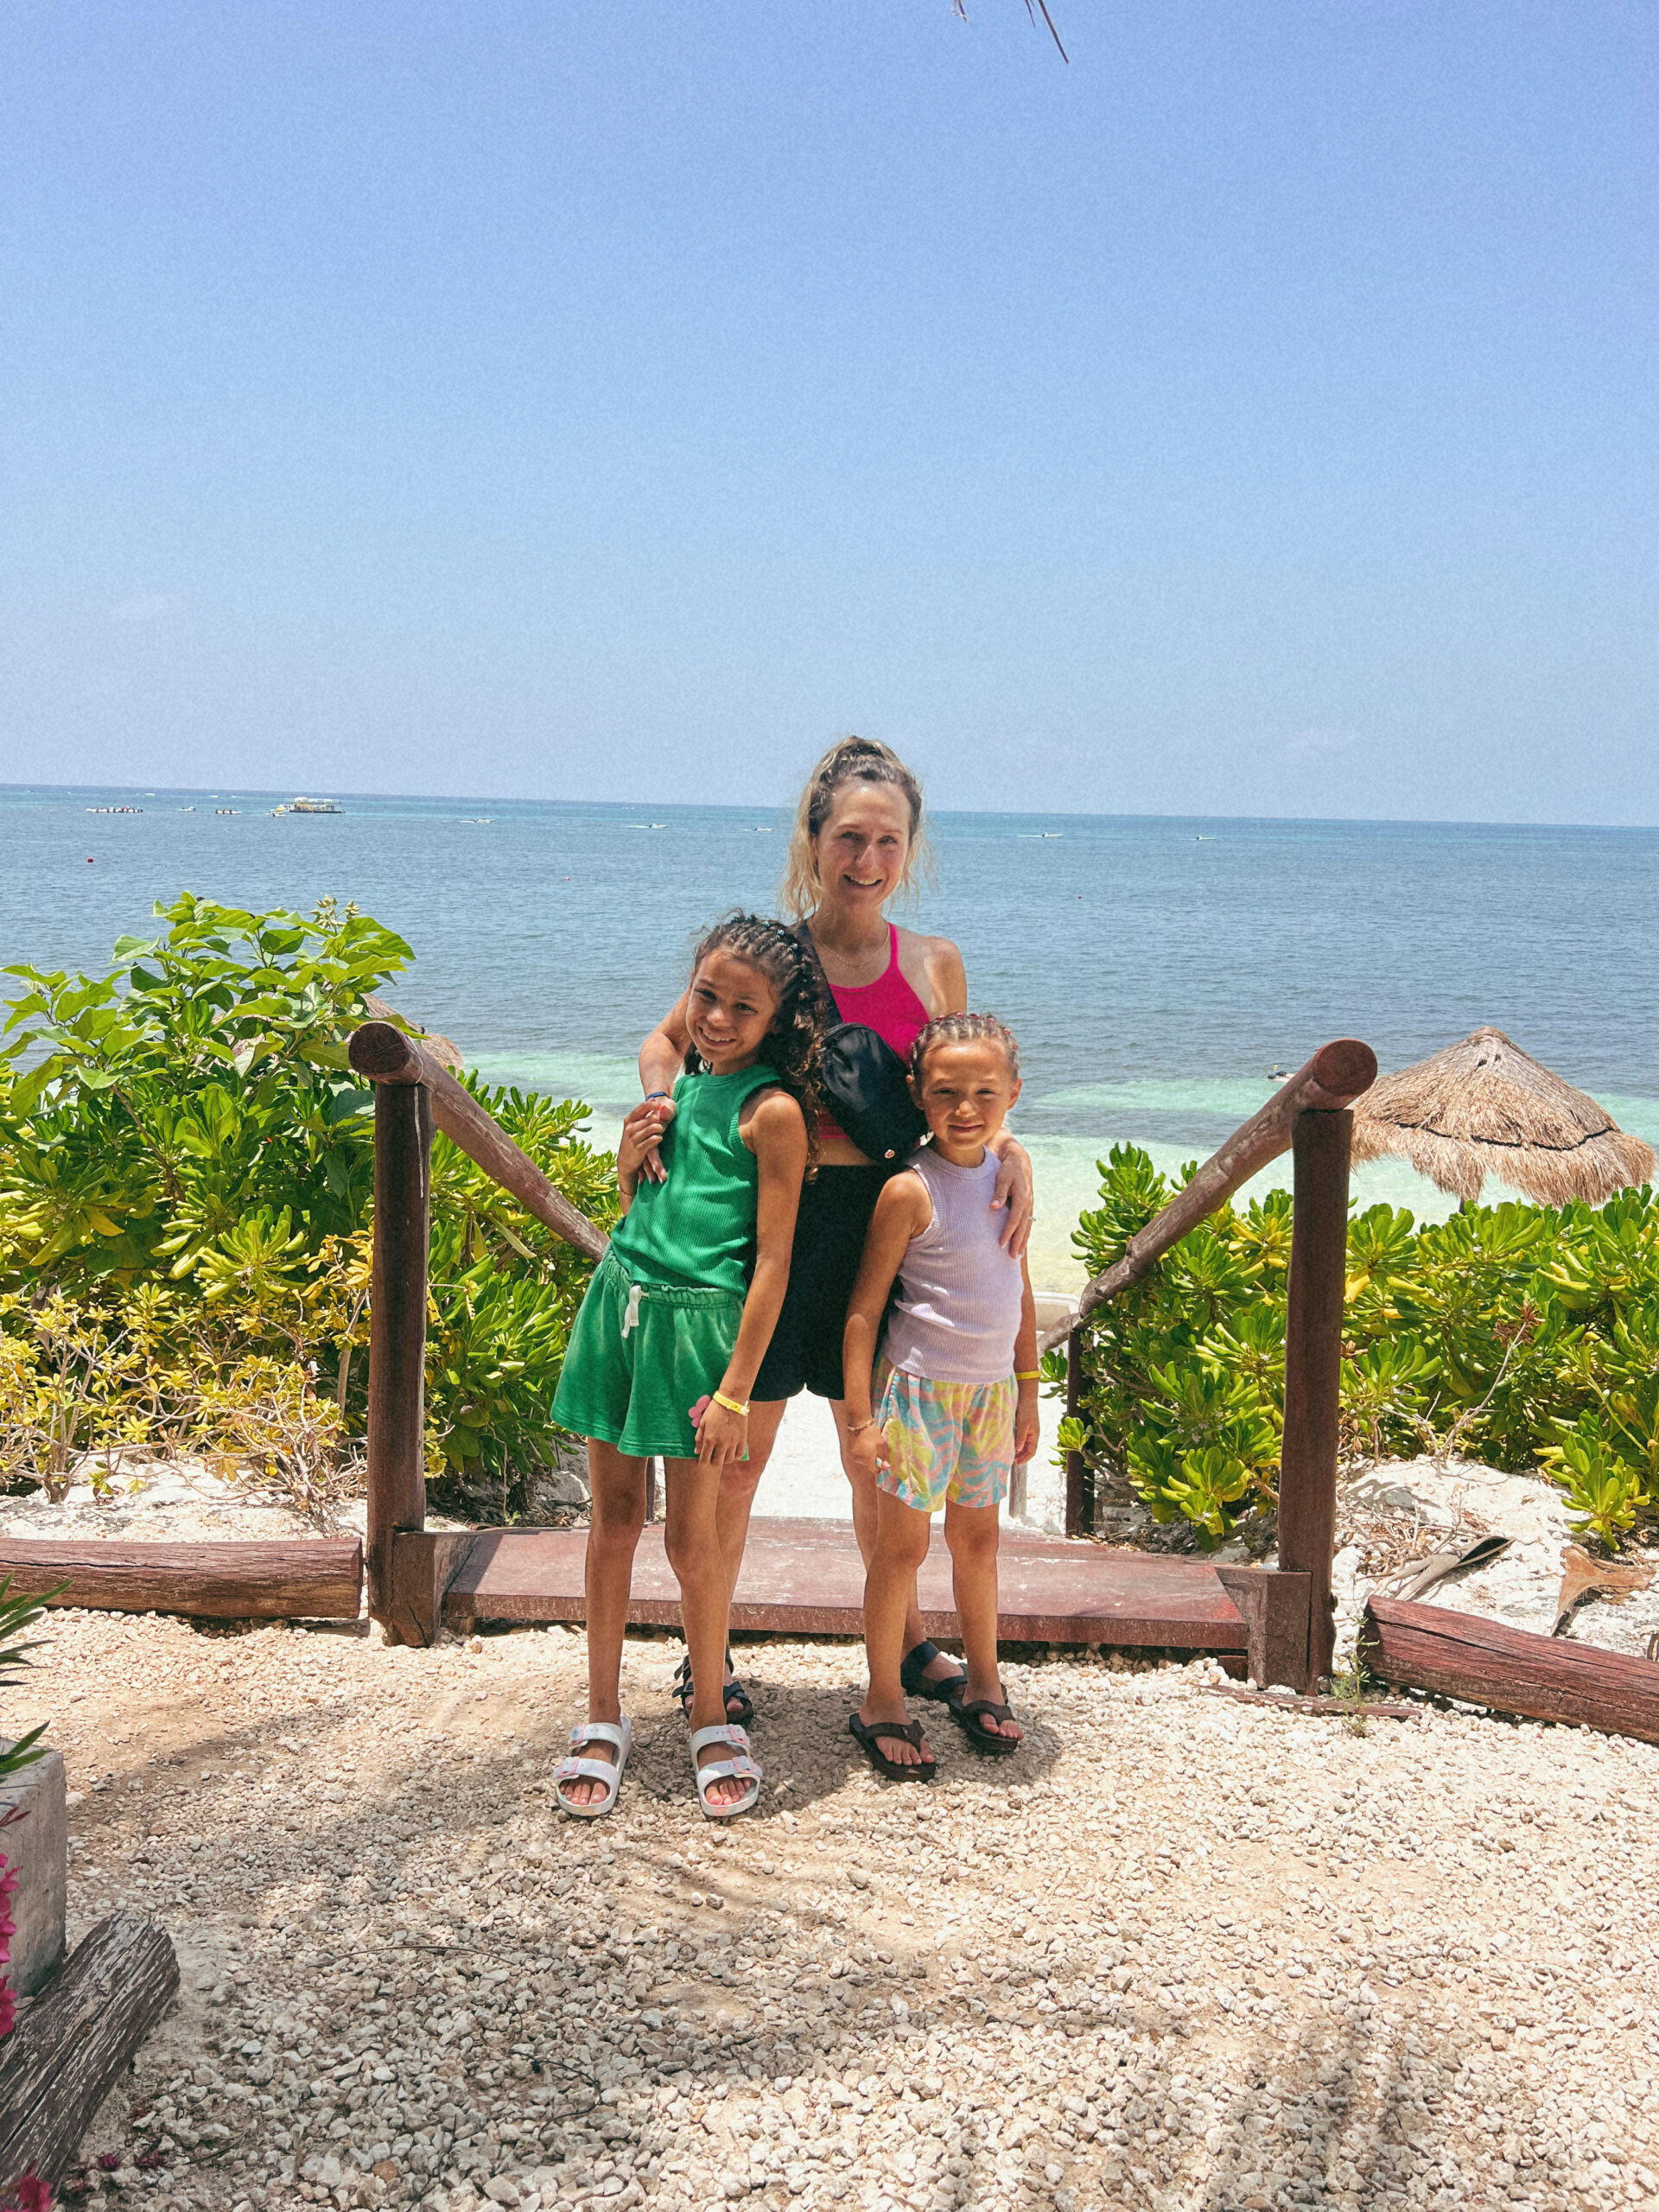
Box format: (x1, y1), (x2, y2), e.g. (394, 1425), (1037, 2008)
(683, 913), (827, 1170)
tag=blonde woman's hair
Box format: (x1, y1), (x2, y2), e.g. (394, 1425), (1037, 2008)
(779, 736), (931, 919)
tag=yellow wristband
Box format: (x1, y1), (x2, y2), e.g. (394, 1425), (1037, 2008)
(712, 1390), (750, 1418)
(1014, 1369), (1041, 1382)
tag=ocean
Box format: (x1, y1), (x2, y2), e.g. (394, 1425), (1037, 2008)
(6, 784), (1658, 1294)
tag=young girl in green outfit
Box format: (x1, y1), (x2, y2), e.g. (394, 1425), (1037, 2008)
(552, 916), (823, 1818)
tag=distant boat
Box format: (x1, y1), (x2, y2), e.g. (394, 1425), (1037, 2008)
(1041, 831), (1063, 838)
(180, 805), (195, 813)
(215, 807), (238, 816)
(272, 795), (342, 816)
(86, 805), (142, 814)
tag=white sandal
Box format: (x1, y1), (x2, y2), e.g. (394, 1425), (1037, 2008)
(554, 1718), (632, 1818)
(690, 1721), (761, 1819)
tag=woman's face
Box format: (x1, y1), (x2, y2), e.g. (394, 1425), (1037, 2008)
(810, 781), (913, 915)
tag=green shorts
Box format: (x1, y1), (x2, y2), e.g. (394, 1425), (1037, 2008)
(552, 1252), (744, 1461)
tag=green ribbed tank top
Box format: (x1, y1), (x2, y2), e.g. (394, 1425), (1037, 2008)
(608, 1065), (779, 1294)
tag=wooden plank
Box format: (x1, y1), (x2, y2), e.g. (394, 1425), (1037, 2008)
(365, 1078), (432, 1633)
(0, 1911), (179, 2191)
(1039, 1039), (1376, 1351)
(1360, 1595), (1659, 1745)
(442, 1519), (1251, 1649)
(388, 1530), (480, 1649)
(348, 1020), (607, 1262)
(1214, 1567), (1312, 1692)
(0, 1539), (362, 1619)
(1276, 1108), (1352, 1690)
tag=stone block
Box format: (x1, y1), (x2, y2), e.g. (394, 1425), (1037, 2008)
(0, 1739), (67, 1998)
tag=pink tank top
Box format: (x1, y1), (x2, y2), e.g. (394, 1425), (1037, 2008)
(818, 925), (932, 1143)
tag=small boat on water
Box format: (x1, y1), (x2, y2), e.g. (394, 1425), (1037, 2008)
(271, 796), (343, 816)
(215, 807), (238, 816)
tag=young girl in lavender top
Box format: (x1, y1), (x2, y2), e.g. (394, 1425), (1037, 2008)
(841, 1014), (1037, 1778)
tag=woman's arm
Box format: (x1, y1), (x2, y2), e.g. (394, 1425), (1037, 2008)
(987, 1132), (1034, 1259)
(842, 1174), (928, 1479)
(634, 995), (691, 1185)
(696, 1092), (807, 1468)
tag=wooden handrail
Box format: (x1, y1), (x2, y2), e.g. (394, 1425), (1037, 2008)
(1039, 1036), (1376, 1351)
(348, 1020), (608, 1263)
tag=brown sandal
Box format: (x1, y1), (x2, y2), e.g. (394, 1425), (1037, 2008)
(949, 1697), (1022, 1757)
(848, 1712), (937, 1783)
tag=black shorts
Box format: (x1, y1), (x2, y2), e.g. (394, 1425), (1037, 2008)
(752, 1164), (889, 1403)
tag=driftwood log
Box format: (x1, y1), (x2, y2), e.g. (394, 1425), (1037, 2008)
(0, 1539), (362, 1619)
(1039, 1037), (1377, 1351)
(0, 1912), (178, 2190)
(1360, 1595), (1659, 1745)
(348, 1020), (607, 1261)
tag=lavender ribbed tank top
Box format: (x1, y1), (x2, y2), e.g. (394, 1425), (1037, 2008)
(883, 1147), (1025, 1386)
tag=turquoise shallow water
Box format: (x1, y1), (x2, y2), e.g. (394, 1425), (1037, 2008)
(6, 785), (1658, 1291)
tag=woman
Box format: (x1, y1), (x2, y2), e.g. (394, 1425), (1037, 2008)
(630, 737), (1035, 1714)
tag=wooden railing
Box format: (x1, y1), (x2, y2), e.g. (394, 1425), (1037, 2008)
(1046, 1038), (1376, 1688)
(346, 1020), (608, 1639)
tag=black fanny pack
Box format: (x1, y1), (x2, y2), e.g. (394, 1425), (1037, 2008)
(796, 924), (929, 1165)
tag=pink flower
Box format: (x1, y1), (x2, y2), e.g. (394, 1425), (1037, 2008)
(0, 2174), (54, 2211)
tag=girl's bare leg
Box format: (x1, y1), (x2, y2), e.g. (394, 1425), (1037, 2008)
(856, 1487), (934, 1767)
(942, 1498), (1021, 1742)
(830, 1398), (962, 1691)
(664, 1453), (751, 1808)
(715, 1399), (789, 1611)
(567, 1440), (649, 1807)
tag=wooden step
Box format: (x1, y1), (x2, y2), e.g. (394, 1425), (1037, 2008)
(433, 1518), (1249, 1648)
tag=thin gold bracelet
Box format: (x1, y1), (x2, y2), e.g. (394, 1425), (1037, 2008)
(711, 1389), (750, 1418)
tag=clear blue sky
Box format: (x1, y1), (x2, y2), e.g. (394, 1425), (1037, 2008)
(3, 3), (1656, 820)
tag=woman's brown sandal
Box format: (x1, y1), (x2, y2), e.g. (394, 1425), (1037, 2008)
(672, 1650), (754, 1727)
(899, 1638), (967, 1707)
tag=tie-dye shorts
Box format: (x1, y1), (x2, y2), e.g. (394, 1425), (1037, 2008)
(874, 1359), (1014, 1513)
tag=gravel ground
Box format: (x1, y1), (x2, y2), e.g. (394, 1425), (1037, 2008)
(21, 1606), (1659, 2212)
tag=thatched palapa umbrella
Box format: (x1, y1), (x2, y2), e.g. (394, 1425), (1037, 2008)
(1351, 1027), (1656, 1207)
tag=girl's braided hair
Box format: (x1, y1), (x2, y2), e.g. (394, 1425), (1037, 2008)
(909, 1011), (1021, 1085)
(780, 735), (933, 918)
(683, 913), (827, 1170)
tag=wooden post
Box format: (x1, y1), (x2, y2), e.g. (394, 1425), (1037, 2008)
(1064, 1325), (1091, 1538)
(1277, 1107), (1351, 1689)
(366, 1078), (433, 1635)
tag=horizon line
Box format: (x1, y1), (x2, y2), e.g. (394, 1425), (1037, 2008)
(2, 780), (1656, 836)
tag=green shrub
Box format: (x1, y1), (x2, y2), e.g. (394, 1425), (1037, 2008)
(1067, 1144), (1659, 1549)
(0, 895), (614, 1512)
